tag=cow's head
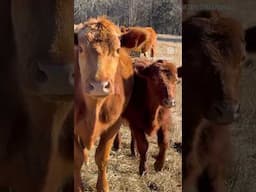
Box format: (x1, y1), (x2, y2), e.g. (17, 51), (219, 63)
(182, 11), (246, 124)
(75, 16), (121, 98)
(120, 26), (129, 33)
(136, 60), (178, 108)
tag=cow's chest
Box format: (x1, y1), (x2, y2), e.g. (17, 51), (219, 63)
(147, 107), (168, 136)
(98, 94), (124, 124)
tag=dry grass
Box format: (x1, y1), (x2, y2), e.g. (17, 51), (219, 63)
(227, 59), (256, 192)
(81, 35), (182, 192)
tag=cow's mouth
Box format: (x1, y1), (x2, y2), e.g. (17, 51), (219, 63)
(205, 102), (240, 124)
(162, 98), (176, 108)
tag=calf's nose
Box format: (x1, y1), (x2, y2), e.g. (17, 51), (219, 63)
(162, 98), (176, 108)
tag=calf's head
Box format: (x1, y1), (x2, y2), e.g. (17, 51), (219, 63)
(76, 17), (121, 98)
(182, 11), (246, 124)
(136, 60), (178, 108)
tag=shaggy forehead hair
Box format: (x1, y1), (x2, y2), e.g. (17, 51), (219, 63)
(183, 11), (244, 68)
(78, 16), (121, 55)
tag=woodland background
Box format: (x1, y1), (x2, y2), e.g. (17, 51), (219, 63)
(74, 0), (182, 35)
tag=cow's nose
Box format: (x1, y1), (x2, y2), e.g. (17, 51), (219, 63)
(162, 98), (176, 108)
(102, 81), (111, 93)
(233, 103), (240, 120)
(87, 81), (111, 97)
(206, 101), (240, 124)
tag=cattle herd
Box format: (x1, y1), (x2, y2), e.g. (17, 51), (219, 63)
(74, 8), (247, 192)
(1, 0), (255, 191)
(74, 17), (179, 192)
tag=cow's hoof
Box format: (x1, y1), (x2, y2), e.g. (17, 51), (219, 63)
(154, 160), (164, 172)
(96, 182), (109, 192)
(139, 165), (148, 176)
(112, 144), (121, 152)
(140, 170), (148, 176)
(130, 151), (137, 158)
(111, 147), (121, 153)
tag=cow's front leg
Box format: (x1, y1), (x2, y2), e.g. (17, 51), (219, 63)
(95, 120), (121, 192)
(74, 139), (84, 192)
(130, 130), (136, 157)
(154, 126), (169, 171)
(132, 127), (149, 175)
(112, 131), (121, 151)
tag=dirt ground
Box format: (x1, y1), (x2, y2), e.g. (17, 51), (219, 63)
(81, 35), (182, 192)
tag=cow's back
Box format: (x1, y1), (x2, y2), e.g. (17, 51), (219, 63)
(121, 27), (149, 50)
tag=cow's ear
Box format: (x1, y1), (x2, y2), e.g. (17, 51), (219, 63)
(137, 65), (157, 79)
(175, 74), (181, 84)
(177, 67), (182, 78)
(120, 26), (126, 33)
(74, 33), (78, 46)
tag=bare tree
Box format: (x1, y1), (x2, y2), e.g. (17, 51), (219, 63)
(74, 0), (181, 35)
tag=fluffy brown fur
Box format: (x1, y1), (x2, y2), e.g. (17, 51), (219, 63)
(114, 59), (178, 175)
(182, 11), (245, 192)
(120, 26), (157, 57)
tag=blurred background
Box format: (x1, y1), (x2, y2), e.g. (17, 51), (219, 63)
(74, 0), (182, 35)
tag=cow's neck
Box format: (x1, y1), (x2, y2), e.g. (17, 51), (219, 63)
(84, 66), (122, 117)
(146, 89), (160, 123)
(84, 95), (108, 125)
(81, 96), (106, 148)
(132, 76), (160, 122)
(183, 99), (206, 158)
(82, 71), (123, 147)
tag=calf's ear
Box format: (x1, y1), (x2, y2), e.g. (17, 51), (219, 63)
(120, 26), (127, 33)
(134, 64), (146, 75)
(176, 75), (181, 84)
(177, 67), (182, 78)
(137, 66), (158, 80)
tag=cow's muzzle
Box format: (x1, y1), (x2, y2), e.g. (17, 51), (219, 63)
(162, 98), (176, 108)
(86, 80), (111, 97)
(205, 101), (240, 124)
(26, 61), (74, 96)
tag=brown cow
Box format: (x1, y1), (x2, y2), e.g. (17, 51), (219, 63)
(0, 1), (74, 192)
(181, 11), (246, 192)
(112, 58), (153, 154)
(120, 26), (157, 58)
(114, 59), (178, 175)
(74, 16), (134, 192)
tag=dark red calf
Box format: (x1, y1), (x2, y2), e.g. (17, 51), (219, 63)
(115, 59), (178, 175)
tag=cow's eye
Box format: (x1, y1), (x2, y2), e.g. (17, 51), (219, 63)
(162, 69), (172, 78)
(167, 73), (172, 79)
(116, 48), (120, 54)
